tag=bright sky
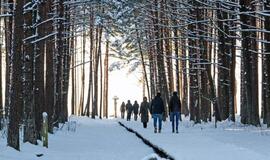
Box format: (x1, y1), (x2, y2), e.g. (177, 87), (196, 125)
(108, 67), (143, 117)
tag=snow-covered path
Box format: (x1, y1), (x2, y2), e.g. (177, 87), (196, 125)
(121, 118), (270, 160)
(2, 117), (270, 160)
(0, 117), (156, 160)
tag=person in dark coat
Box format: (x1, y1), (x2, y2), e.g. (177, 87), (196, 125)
(120, 102), (126, 119)
(126, 100), (133, 121)
(150, 93), (165, 133)
(139, 97), (150, 128)
(133, 101), (139, 121)
(169, 92), (181, 133)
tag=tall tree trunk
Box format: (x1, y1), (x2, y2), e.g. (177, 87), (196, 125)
(103, 34), (109, 118)
(71, 20), (75, 115)
(55, 0), (65, 124)
(195, 1), (202, 123)
(146, 28), (156, 100)
(240, 0), (260, 126)
(164, 2), (174, 94)
(199, 5), (211, 122)
(136, 25), (150, 100)
(188, 1), (197, 121)
(92, 26), (102, 118)
(23, 0), (37, 144)
(74, 36), (78, 115)
(263, 0), (270, 127)
(217, 5), (230, 120)
(4, 0), (13, 119)
(8, 0), (24, 150)
(97, 25), (103, 118)
(181, 32), (189, 116)
(34, 0), (45, 139)
(62, 6), (71, 122)
(45, 0), (54, 132)
(79, 8), (86, 116)
(85, 9), (94, 117)
(0, 0), (2, 129)
(229, 8), (237, 122)
(99, 43), (103, 119)
(172, 11), (179, 96)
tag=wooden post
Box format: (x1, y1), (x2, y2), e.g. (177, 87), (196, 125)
(42, 112), (48, 148)
(113, 96), (119, 118)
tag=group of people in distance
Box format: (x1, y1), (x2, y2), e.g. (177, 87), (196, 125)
(120, 91), (181, 134)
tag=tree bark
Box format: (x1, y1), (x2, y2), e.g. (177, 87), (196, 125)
(4, 0), (13, 119)
(0, 0), (2, 129)
(23, 0), (37, 144)
(85, 8), (94, 117)
(263, 0), (270, 127)
(79, 8), (86, 116)
(8, 0), (24, 150)
(240, 0), (260, 126)
(103, 34), (109, 118)
(136, 25), (150, 100)
(217, 4), (230, 120)
(45, 0), (54, 133)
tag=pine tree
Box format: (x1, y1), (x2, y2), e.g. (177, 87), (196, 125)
(23, 0), (37, 144)
(0, 0), (2, 129)
(262, 0), (270, 127)
(7, 0), (24, 150)
(240, 0), (260, 126)
(45, 0), (55, 133)
(4, 0), (13, 119)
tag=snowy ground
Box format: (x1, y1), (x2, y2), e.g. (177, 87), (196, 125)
(1, 116), (270, 160)
(0, 117), (159, 160)
(121, 116), (270, 160)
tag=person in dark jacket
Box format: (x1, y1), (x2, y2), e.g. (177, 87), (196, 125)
(150, 93), (165, 133)
(120, 102), (126, 119)
(126, 100), (133, 121)
(133, 101), (139, 121)
(139, 97), (150, 128)
(169, 92), (181, 133)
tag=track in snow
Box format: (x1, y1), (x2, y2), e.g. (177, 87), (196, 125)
(118, 122), (174, 160)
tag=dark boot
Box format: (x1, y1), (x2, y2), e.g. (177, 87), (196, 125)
(154, 128), (157, 133)
(143, 122), (147, 128)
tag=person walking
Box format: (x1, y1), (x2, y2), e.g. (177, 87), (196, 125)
(120, 102), (126, 119)
(133, 101), (139, 121)
(169, 92), (181, 133)
(139, 97), (150, 128)
(150, 93), (165, 133)
(126, 100), (133, 121)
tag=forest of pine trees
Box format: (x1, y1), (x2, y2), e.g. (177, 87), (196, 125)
(0, 0), (270, 151)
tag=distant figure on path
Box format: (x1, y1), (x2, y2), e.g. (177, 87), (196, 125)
(126, 100), (133, 121)
(133, 101), (139, 121)
(169, 92), (181, 133)
(150, 93), (165, 133)
(120, 102), (126, 119)
(139, 97), (150, 128)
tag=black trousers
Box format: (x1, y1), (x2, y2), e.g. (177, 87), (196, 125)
(134, 114), (138, 121)
(127, 113), (131, 121)
(143, 122), (147, 128)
